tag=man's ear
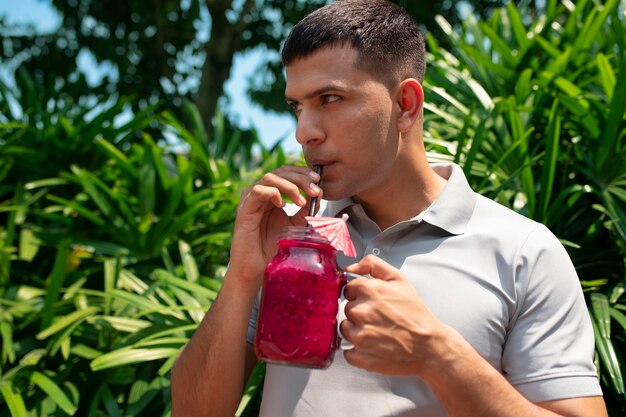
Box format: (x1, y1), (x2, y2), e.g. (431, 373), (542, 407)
(396, 78), (423, 133)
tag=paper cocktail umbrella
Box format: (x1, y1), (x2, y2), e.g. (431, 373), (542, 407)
(305, 213), (357, 257)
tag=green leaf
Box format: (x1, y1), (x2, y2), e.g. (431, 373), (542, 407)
(41, 239), (72, 329)
(462, 114), (490, 176)
(154, 269), (217, 301)
(235, 362), (265, 417)
(139, 142), (156, 217)
(534, 34), (562, 58)
(0, 321), (15, 364)
(124, 324), (197, 346)
(37, 306), (100, 340)
(514, 69), (533, 105)
(126, 376), (168, 417)
(554, 76), (582, 97)
(104, 258), (119, 316)
(0, 381), (28, 417)
(591, 293), (612, 339)
(168, 286), (205, 323)
(591, 312), (625, 394)
(27, 371), (77, 415)
(18, 349), (46, 367)
(100, 383), (124, 417)
(108, 289), (170, 315)
(536, 99), (560, 223)
(117, 268), (149, 293)
(477, 22), (518, 67)
(90, 347), (180, 371)
(183, 99), (209, 148)
(609, 308), (626, 333)
(596, 53), (616, 99)
(542, 48), (572, 81)
(506, 2), (531, 52)
(24, 178), (68, 190)
(49, 314), (86, 357)
(506, 105), (535, 216)
(70, 344), (104, 360)
(18, 228), (41, 262)
(95, 138), (137, 178)
(459, 44), (516, 80)
(157, 351), (180, 376)
(147, 134), (174, 191)
(609, 282), (625, 304)
(596, 56), (626, 169)
(135, 337), (188, 348)
(179, 240), (199, 283)
(574, 0), (619, 55)
(92, 316), (152, 333)
(559, 96), (601, 139)
(46, 194), (106, 227)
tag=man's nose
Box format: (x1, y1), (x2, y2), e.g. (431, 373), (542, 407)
(295, 109), (325, 146)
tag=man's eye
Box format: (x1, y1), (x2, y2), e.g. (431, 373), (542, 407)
(321, 95), (340, 104)
(289, 102), (302, 114)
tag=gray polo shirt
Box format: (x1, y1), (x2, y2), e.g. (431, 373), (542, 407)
(247, 163), (602, 417)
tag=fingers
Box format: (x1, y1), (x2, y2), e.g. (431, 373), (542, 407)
(342, 256), (401, 301)
(345, 254), (403, 282)
(238, 183), (286, 214)
(339, 318), (356, 347)
(262, 166), (321, 205)
(238, 166), (322, 214)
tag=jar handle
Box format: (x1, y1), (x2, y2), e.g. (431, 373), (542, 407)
(337, 272), (368, 350)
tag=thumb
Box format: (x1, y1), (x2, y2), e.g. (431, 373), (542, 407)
(345, 254), (405, 282)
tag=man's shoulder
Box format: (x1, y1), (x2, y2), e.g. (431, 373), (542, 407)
(473, 193), (542, 229)
(470, 193), (560, 250)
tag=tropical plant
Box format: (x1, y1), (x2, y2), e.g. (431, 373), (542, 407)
(423, 0), (626, 414)
(0, 69), (287, 415)
(0, 0), (511, 135)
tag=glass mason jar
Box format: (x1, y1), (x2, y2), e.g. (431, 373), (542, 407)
(254, 226), (346, 369)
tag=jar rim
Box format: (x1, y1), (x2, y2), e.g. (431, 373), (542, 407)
(279, 226), (332, 245)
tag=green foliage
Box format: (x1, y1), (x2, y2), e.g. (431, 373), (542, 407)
(2, 1), (626, 416)
(0, 0), (509, 133)
(424, 0), (626, 414)
(0, 71), (287, 415)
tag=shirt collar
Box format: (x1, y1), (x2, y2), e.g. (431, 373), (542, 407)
(324, 163), (476, 235)
(421, 163), (476, 235)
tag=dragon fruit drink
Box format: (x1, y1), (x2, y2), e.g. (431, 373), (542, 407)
(255, 226), (346, 368)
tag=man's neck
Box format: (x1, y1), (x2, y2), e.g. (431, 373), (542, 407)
(354, 161), (447, 231)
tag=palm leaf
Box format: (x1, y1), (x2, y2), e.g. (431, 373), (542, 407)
(26, 370), (77, 415)
(0, 381), (28, 417)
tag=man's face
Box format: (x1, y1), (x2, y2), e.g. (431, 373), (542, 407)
(285, 45), (401, 201)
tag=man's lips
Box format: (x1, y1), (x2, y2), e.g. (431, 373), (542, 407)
(308, 160), (335, 170)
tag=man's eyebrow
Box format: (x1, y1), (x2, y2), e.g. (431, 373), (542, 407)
(285, 84), (351, 104)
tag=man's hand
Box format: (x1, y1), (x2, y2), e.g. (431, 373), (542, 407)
(228, 165), (322, 289)
(339, 254), (452, 376)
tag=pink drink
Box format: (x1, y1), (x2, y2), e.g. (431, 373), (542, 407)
(255, 227), (344, 368)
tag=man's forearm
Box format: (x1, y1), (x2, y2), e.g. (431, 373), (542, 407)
(422, 328), (606, 417)
(171, 274), (258, 417)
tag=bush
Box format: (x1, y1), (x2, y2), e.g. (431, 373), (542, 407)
(0, 71), (286, 416)
(424, 0), (626, 414)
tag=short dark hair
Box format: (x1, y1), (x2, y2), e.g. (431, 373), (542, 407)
(281, 0), (426, 84)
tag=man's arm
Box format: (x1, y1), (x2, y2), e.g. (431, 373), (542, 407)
(340, 255), (608, 417)
(421, 327), (607, 417)
(170, 272), (258, 417)
(170, 165), (322, 417)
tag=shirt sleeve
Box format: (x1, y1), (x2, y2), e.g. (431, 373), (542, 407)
(502, 224), (603, 402)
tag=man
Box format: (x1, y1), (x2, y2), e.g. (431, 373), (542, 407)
(171, 1), (608, 416)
